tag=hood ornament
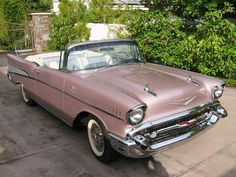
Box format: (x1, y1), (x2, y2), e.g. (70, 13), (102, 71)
(187, 75), (199, 85)
(144, 84), (157, 97)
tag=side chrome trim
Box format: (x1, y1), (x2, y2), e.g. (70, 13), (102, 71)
(8, 69), (124, 121)
(64, 91), (124, 121)
(8, 64), (30, 77)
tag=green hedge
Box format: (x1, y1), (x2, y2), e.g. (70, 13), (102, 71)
(222, 78), (236, 87)
(127, 5), (236, 79)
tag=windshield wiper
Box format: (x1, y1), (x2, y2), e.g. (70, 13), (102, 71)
(96, 58), (143, 71)
(96, 63), (119, 71)
(120, 58), (143, 65)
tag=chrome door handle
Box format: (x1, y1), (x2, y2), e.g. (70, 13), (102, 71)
(36, 70), (40, 74)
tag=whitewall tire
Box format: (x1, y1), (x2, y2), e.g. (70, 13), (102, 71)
(87, 117), (118, 163)
(88, 119), (105, 157)
(21, 85), (35, 106)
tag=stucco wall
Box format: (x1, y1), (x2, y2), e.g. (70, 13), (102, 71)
(87, 23), (128, 41)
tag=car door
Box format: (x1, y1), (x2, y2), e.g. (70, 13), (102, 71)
(34, 66), (66, 119)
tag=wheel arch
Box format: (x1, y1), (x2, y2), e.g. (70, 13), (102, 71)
(73, 111), (108, 131)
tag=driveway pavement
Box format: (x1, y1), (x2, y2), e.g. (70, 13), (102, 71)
(0, 53), (236, 177)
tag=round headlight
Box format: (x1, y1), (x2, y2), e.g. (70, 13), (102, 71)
(127, 104), (146, 125)
(213, 85), (224, 99)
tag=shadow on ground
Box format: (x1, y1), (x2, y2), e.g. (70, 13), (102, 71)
(220, 166), (236, 177)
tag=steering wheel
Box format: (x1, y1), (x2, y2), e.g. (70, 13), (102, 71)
(112, 52), (127, 62)
(116, 51), (129, 58)
(111, 54), (121, 64)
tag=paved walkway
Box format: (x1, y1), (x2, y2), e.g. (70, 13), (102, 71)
(155, 87), (236, 177)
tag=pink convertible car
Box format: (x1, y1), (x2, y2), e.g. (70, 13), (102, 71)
(7, 39), (227, 163)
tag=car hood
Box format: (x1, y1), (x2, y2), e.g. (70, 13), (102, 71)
(84, 63), (213, 122)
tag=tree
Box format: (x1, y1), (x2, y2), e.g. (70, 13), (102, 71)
(0, 0), (52, 49)
(2, 0), (27, 23)
(0, 0), (28, 49)
(144, 0), (235, 19)
(49, 0), (90, 49)
(0, 5), (8, 47)
(88, 0), (114, 23)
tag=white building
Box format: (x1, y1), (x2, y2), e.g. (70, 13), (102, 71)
(52, 0), (148, 14)
(52, 0), (60, 14)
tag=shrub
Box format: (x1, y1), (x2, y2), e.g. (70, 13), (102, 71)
(221, 78), (236, 87)
(88, 0), (113, 23)
(128, 11), (197, 70)
(127, 3), (236, 79)
(194, 7), (236, 79)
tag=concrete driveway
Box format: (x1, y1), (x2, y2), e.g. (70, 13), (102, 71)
(0, 53), (236, 177)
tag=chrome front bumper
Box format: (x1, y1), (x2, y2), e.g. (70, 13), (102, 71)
(108, 101), (228, 158)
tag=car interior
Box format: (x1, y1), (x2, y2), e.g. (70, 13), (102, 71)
(25, 52), (61, 70)
(25, 50), (112, 71)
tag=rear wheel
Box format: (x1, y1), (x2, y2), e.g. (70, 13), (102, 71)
(21, 85), (35, 106)
(87, 117), (118, 163)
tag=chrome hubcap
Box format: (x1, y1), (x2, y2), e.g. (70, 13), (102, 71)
(91, 124), (104, 153)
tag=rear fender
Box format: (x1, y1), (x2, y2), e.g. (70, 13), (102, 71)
(7, 54), (38, 79)
(7, 54), (39, 99)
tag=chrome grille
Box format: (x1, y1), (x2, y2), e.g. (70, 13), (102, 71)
(139, 110), (210, 145)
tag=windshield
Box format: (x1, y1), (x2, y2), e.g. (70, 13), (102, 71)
(66, 41), (143, 71)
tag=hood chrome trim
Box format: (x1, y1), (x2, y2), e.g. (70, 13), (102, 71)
(144, 84), (157, 97)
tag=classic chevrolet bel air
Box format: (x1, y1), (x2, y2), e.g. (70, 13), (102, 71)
(7, 39), (228, 163)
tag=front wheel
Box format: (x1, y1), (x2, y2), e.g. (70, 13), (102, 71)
(87, 118), (118, 163)
(21, 85), (35, 106)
